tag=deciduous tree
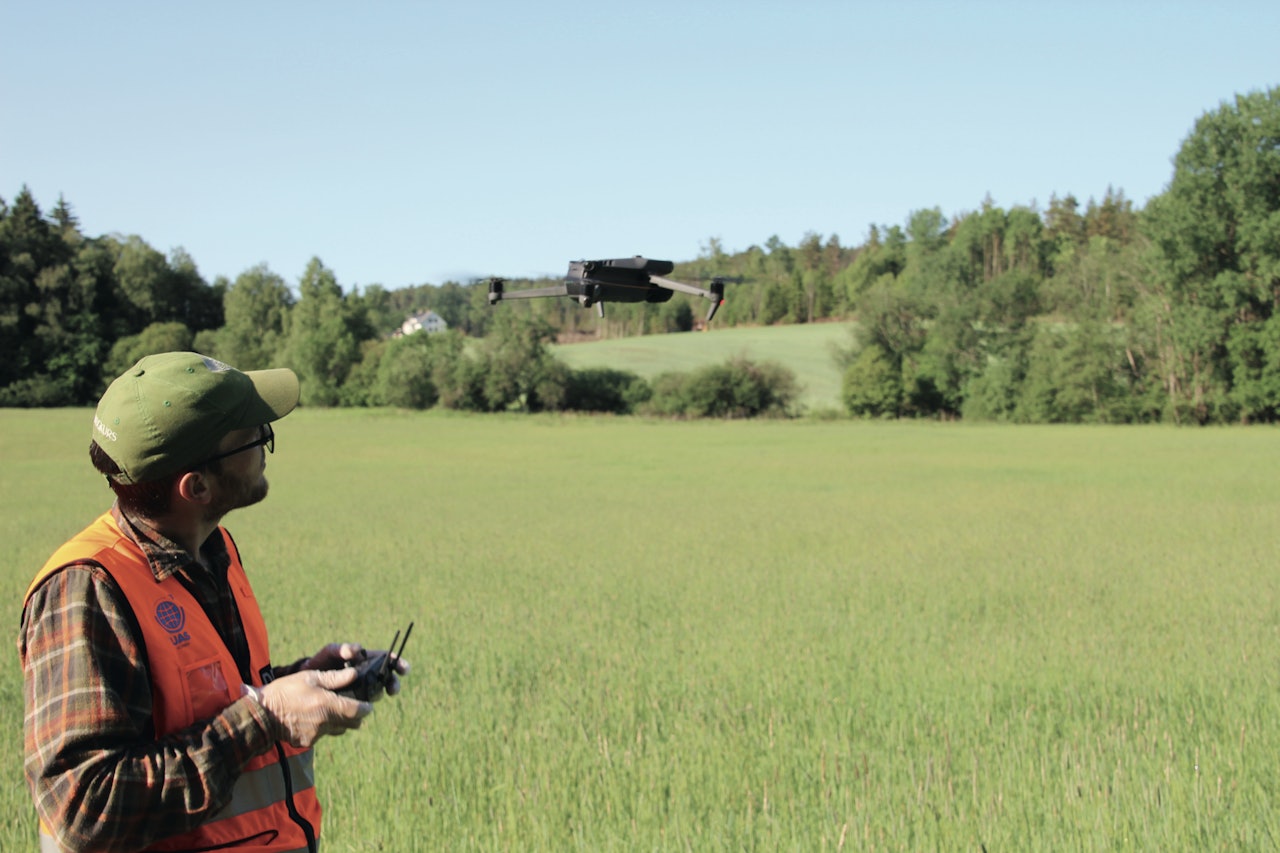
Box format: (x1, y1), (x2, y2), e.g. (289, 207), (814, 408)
(286, 258), (362, 406)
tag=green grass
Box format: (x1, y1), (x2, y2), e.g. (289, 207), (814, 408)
(551, 322), (856, 412)
(5, 409), (1280, 850)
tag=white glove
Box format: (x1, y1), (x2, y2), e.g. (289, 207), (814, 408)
(303, 641), (411, 697)
(256, 668), (372, 748)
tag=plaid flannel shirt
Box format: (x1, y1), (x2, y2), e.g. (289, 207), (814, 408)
(18, 506), (302, 852)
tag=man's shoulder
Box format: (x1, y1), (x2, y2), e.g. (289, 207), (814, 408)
(25, 558), (124, 607)
(20, 557), (133, 653)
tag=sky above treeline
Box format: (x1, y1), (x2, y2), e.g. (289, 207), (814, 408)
(2, 1), (1277, 290)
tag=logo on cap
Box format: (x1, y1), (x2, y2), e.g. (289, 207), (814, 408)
(201, 357), (233, 373)
(93, 415), (118, 442)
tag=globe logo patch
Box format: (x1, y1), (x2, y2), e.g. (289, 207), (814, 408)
(155, 600), (185, 633)
(155, 599), (192, 646)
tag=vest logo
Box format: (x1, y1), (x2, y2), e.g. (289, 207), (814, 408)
(155, 599), (191, 646)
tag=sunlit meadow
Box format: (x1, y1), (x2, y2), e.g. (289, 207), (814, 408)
(4, 409), (1280, 850)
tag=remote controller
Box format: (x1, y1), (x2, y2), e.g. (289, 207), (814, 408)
(338, 622), (413, 702)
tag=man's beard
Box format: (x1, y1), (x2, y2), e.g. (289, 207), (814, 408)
(204, 471), (269, 522)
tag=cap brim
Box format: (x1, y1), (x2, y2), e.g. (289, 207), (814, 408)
(238, 367), (300, 427)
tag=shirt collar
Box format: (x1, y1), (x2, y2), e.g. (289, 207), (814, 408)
(112, 504), (232, 583)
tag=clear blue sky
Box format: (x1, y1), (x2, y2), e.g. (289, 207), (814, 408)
(2, 2), (1276, 291)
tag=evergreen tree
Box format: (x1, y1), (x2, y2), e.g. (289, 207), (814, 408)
(50, 194), (80, 237)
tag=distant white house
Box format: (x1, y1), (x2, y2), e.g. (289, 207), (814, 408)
(399, 310), (448, 336)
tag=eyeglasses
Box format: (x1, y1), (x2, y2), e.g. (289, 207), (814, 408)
(195, 423), (274, 469)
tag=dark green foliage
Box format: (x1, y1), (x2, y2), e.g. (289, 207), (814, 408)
(1011, 322), (1146, 424)
(832, 86), (1280, 422)
(104, 322), (196, 382)
(841, 344), (902, 417)
(335, 340), (384, 408)
(438, 352), (490, 412)
(0, 187), (224, 405)
(286, 258), (364, 406)
(1140, 87), (1280, 422)
(413, 312), (571, 413)
(350, 285), (403, 340)
(960, 353), (1023, 422)
(213, 264), (294, 370)
(5, 86), (1277, 422)
(562, 367), (650, 414)
(112, 239), (223, 334)
(643, 357), (798, 419)
(371, 336), (439, 409)
(758, 279), (792, 325)
(657, 298), (695, 333)
(0, 373), (76, 406)
(1226, 316), (1280, 422)
(474, 312), (567, 412)
(384, 279), (492, 338)
(836, 225), (906, 306)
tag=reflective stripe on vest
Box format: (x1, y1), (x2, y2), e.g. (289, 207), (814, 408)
(39, 829), (313, 853)
(207, 750), (316, 824)
(27, 512), (321, 852)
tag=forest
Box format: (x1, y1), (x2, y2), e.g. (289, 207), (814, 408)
(2, 87), (1276, 423)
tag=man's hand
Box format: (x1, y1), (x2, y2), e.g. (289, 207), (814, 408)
(302, 641), (411, 697)
(300, 642), (364, 671)
(257, 669), (372, 748)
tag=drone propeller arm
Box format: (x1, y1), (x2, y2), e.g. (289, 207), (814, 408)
(648, 275), (715, 301)
(493, 286), (569, 300)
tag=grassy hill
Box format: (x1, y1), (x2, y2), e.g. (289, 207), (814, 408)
(551, 321), (857, 412)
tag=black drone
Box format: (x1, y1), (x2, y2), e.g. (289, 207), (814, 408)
(487, 256), (735, 323)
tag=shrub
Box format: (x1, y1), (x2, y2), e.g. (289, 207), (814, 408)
(841, 344), (902, 417)
(563, 367), (651, 414)
(643, 356), (798, 418)
(372, 338), (438, 409)
(0, 375), (76, 407)
(103, 322), (195, 382)
(438, 355), (489, 412)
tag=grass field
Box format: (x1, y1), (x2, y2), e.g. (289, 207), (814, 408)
(4, 408), (1280, 850)
(551, 322), (857, 412)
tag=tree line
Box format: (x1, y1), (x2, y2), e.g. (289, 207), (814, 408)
(2, 87), (1276, 422)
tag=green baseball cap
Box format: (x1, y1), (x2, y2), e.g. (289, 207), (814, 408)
(92, 352), (300, 484)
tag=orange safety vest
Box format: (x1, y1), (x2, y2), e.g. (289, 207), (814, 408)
(25, 512), (322, 853)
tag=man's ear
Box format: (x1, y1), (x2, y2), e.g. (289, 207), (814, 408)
(176, 470), (213, 506)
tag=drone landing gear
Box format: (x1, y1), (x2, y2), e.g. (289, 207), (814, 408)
(578, 285), (604, 317)
(705, 279), (726, 323)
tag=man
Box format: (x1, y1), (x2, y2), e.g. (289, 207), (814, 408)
(19, 352), (406, 853)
